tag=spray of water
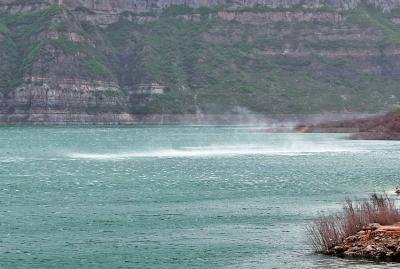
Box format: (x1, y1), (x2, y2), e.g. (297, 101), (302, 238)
(68, 143), (364, 160)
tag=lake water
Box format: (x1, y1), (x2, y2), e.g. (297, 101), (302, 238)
(1, 126), (400, 268)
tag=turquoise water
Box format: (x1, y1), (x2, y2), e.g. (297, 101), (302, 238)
(1, 126), (400, 268)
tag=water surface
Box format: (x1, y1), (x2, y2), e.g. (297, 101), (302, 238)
(1, 126), (400, 268)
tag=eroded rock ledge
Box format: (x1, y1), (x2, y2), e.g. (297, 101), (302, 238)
(327, 223), (400, 261)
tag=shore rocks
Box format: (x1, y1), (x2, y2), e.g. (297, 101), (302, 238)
(327, 223), (400, 261)
(296, 112), (400, 140)
(348, 114), (400, 140)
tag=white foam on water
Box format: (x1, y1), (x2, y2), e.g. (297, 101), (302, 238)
(67, 144), (365, 160)
(0, 157), (27, 163)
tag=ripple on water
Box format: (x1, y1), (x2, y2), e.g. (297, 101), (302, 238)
(0, 128), (399, 268)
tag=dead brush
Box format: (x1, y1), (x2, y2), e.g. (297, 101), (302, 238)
(307, 193), (400, 253)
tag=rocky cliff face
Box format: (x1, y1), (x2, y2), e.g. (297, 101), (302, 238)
(47, 0), (400, 13)
(1, 0), (400, 123)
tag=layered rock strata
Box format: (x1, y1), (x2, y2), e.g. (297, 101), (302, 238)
(1, 0), (400, 123)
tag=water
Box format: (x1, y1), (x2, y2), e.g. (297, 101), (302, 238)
(1, 126), (400, 268)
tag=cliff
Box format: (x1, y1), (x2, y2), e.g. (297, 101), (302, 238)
(1, 0), (400, 123)
(45, 0), (400, 13)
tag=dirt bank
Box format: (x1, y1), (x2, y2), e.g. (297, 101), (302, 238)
(295, 112), (400, 140)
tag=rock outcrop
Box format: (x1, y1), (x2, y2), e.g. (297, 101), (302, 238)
(328, 223), (400, 261)
(43, 0), (400, 13)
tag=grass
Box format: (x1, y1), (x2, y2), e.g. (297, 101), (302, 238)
(346, 4), (400, 44)
(234, 3), (335, 13)
(307, 194), (400, 253)
(83, 59), (115, 79)
(50, 38), (81, 55)
(0, 21), (9, 34)
(161, 5), (217, 16)
(10, 0), (47, 4)
(22, 44), (40, 71)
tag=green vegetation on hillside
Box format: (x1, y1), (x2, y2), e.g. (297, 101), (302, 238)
(102, 8), (400, 113)
(0, 5), (64, 94)
(1, 1), (400, 114)
(0, 21), (8, 34)
(346, 4), (400, 44)
(0, 4), (117, 95)
(83, 59), (115, 79)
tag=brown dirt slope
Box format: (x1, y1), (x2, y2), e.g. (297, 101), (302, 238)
(295, 112), (400, 140)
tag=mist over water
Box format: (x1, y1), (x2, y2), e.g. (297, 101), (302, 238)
(1, 126), (400, 268)
(68, 143), (364, 160)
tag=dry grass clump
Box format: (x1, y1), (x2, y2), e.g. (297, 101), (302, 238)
(307, 193), (400, 253)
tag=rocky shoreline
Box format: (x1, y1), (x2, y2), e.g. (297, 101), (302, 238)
(295, 112), (400, 140)
(326, 223), (400, 262)
(308, 193), (400, 262)
(0, 112), (373, 125)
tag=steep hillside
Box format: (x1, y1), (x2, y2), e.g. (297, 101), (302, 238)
(1, 0), (400, 123)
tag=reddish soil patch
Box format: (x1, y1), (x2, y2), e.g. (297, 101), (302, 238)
(327, 223), (400, 261)
(295, 112), (400, 140)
